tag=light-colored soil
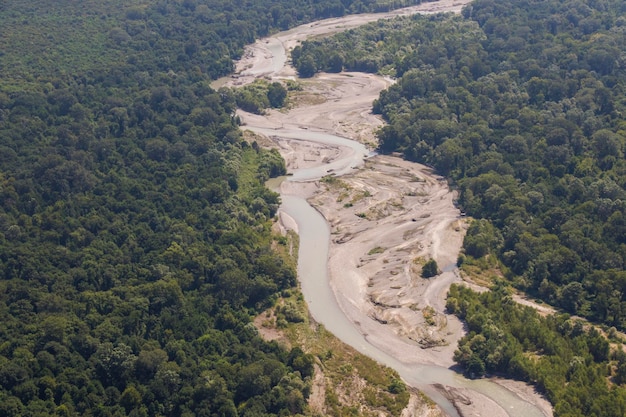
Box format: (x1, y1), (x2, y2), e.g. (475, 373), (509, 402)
(308, 363), (326, 414)
(236, 71), (390, 147)
(232, 2), (553, 417)
(214, 0), (471, 90)
(403, 388), (445, 417)
(311, 155), (467, 365)
(512, 293), (557, 317)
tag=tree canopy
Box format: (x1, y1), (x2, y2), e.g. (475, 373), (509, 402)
(0, 0), (434, 413)
(448, 283), (626, 417)
(293, 0), (626, 414)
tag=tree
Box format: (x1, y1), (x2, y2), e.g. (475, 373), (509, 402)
(297, 55), (317, 78)
(467, 354), (486, 378)
(422, 259), (439, 278)
(120, 386), (142, 413)
(328, 53), (344, 72)
(267, 82), (287, 108)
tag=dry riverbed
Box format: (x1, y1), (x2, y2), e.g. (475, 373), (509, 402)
(241, 73), (551, 417)
(226, 1), (553, 416)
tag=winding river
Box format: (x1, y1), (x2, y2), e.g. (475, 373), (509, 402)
(270, 134), (545, 417)
(218, 3), (551, 416)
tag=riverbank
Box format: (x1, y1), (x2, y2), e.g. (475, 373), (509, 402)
(241, 74), (552, 417)
(227, 2), (553, 416)
(214, 0), (471, 90)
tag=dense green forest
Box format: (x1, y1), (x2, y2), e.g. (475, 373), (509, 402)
(447, 283), (626, 417)
(0, 0), (426, 416)
(0, 0), (424, 90)
(293, 0), (626, 328)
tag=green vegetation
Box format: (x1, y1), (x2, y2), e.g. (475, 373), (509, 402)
(294, 0), (626, 414)
(0, 0), (425, 91)
(0, 0), (430, 415)
(232, 80), (289, 114)
(422, 306), (437, 326)
(0, 62), (301, 415)
(296, 0), (626, 328)
(269, 294), (411, 417)
(368, 246), (386, 255)
(5, 0), (626, 414)
(447, 283), (626, 417)
(0, 59), (301, 414)
(421, 259), (439, 278)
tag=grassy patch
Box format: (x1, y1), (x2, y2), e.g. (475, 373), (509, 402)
(259, 292), (413, 416)
(288, 91), (327, 108)
(368, 246), (386, 255)
(459, 255), (504, 287)
(422, 306), (436, 326)
(337, 191), (350, 203)
(346, 189), (371, 204)
(321, 175), (350, 189)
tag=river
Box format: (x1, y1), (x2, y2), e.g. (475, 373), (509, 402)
(267, 131), (546, 417)
(219, 3), (551, 416)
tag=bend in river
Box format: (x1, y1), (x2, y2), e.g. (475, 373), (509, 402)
(222, 3), (552, 417)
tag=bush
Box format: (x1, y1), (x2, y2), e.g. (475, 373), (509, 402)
(421, 259), (439, 278)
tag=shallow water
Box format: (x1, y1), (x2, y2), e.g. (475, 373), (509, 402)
(227, 9), (548, 417)
(276, 130), (547, 417)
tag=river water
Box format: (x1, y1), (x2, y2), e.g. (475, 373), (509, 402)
(272, 132), (546, 417)
(226, 7), (549, 417)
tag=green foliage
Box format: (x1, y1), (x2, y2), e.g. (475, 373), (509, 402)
(448, 284), (626, 416)
(0, 55), (302, 413)
(231, 80), (289, 113)
(301, 2), (626, 413)
(277, 301), (306, 324)
(296, 54), (319, 78)
(463, 219), (503, 258)
(234, 81), (271, 114)
(388, 377), (405, 394)
(0, 0), (425, 89)
(267, 82), (288, 108)
(292, 12), (483, 79)
(421, 259), (439, 278)
(368, 246), (386, 255)
(0, 0), (373, 415)
(275, 291), (410, 416)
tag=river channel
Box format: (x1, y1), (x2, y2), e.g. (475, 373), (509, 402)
(264, 130), (546, 417)
(252, 110), (547, 416)
(217, 4), (551, 416)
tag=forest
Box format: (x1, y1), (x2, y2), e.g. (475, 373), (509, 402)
(0, 0), (424, 90)
(3, 0), (626, 414)
(447, 283), (626, 417)
(0, 0), (426, 416)
(291, 0), (626, 415)
(293, 0), (626, 336)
